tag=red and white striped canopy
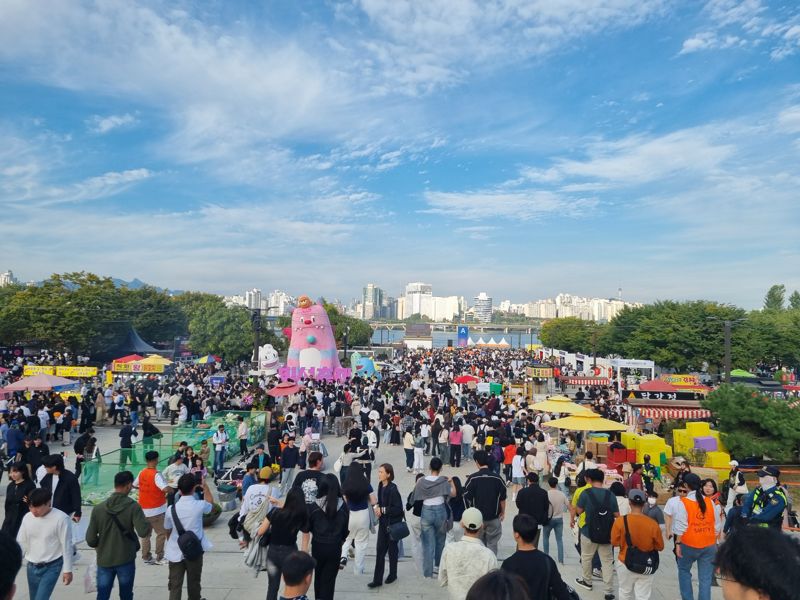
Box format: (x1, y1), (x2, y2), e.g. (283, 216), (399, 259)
(638, 407), (711, 420)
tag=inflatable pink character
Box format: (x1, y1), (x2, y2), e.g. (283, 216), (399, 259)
(284, 295), (342, 377)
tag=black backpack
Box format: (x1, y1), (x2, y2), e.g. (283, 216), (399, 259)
(586, 489), (615, 544)
(171, 504), (204, 560)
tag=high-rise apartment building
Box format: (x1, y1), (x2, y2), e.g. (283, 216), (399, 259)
(0, 271), (18, 287)
(473, 292), (493, 323)
(361, 283), (385, 320)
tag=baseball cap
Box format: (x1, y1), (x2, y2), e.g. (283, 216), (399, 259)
(256, 443), (265, 450)
(757, 466), (780, 478)
(628, 490), (646, 505)
(728, 460), (738, 467)
(461, 507), (484, 532)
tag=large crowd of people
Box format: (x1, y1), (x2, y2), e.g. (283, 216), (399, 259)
(1, 348), (799, 600)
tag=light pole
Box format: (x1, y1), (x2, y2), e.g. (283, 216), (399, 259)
(708, 317), (745, 384)
(343, 325), (351, 362)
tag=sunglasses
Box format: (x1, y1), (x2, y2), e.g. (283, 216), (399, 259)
(677, 488), (688, 494)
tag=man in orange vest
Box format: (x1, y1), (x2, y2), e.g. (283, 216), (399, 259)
(672, 473), (720, 600)
(133, 450), (169, 565)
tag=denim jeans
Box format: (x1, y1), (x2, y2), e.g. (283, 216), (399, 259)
(27, 557), (62, 600)
(542, 518), (564, 563)
(677, 544), (716, 600)
(462, 442), (471, 461)
(420, 504), (447, 577)
(214, 449), (225, 473)
(97, 560), (136, 600)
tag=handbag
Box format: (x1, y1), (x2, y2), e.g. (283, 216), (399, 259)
(388, 518), (410, 541)
(545, 553), (581, 600)
(171, 504), (204, 560)
(622, 516), (660, 575)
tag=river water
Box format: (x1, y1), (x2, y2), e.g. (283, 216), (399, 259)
(370, 328), (540, 349)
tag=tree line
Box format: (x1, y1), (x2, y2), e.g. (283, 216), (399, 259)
(538, 284), (800, 373)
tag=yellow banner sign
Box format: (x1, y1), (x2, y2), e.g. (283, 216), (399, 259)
(56, 366), (98, 377)
(659, 374), (700, 386)
(23, 365), (99, 377)
(112, 362), (164, 373)
(23, 365), (55, 376)
(526, 366), (554, 378)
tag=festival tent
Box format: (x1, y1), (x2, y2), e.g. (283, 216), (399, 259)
(637, 379), (680, 392)
(2, 373), (80, 392)
(111, 327), (164, 356)
(138, 354), (173, 366)
(267, 381), (303, 397)
(545, 412), (627, 432)
(730, 369), (757, 378)
(530, 397), (593, 415)
(114, 354), (144, 363)
(454, 375), (480, 384)
(195, 355), (222, 365)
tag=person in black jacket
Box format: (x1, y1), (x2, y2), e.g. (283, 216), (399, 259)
(39, 454), (82, 523)
(2, 463), (36, 537)
(515, 473), (550, 545)
(368, 463), (404, 588)
(302, 474), (349, 600)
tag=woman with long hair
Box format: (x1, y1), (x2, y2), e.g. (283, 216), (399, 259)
(258, 487), (308, 600)
(553, 455), (569, 495)
(340, 463), (376, 575)
(81, 437), (101, 487)
(403, 428), (415, 473)
(305, 474), (350, 600)
(2, 464), (36, 537)
(368, 464), (404, 588)
(412, 424), (425, 475)
(445, 476), (466, 544)
(674, 473), (719, 600)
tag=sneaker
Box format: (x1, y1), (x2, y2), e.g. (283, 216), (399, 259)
(143, 558), (155, 565)
(575, 579), (593, 591)
(593, 568), (603, 579)
(153, 559), (165, 565)
(605, 595), (615, 600)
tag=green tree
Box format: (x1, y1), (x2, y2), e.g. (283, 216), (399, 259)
(324, 303), (372, 346)
(183, 297), (254, 361)
(702, 384), (800, 462)
(122, 286), (186, 344)
(789, 290), (800, 310)
(763, 284), (786, 311)
(539, 317), (597, 353)
(0, 272), (129, 355)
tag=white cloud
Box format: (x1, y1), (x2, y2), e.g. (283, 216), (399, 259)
(423, 189), (598, 221)
(679, 0), (800, 59)
(86, 113), (137, 134)
(778, 105), (800, 133)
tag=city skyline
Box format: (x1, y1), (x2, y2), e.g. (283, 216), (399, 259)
(2, 2), (799, 309)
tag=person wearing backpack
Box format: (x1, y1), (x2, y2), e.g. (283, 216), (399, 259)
(610, 490), (664, 600)
(574, 468), (620, 599)
(163, 473), (214, 600)
(85, 471), (152, 600)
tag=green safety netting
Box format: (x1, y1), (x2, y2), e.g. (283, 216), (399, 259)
(81, 410), (269, 505)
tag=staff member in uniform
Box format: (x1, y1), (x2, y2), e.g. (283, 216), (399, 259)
(740, 466), (787, 529)
(671, 474), (721, 600)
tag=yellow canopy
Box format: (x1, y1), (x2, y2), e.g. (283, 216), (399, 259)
(137, 354), (173, 366)
(530, 398), (593, 415)
(544, 412), (628, 432)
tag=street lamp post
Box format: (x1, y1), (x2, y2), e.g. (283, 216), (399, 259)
(343, 325), (351, 362)
(708, 317), (745, 384)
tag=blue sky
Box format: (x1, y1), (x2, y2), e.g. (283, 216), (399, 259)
(1, 0), (799, 309)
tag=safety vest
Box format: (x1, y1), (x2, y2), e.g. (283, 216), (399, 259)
(138, 468), (166, 510)
(751, 487), (787, 529)
(680, 496), (717, 549)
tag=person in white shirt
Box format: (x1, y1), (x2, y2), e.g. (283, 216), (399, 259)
(237, 416), (249, 456)
(438, 507), (497, 600)
(163, 474), (213, 600)
(16, 488), (73, 599)
(211, 424), (229, 474)
(460, 422), (474, 462)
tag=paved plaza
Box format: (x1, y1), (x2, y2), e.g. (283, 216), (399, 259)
(7, 423), (724, 600)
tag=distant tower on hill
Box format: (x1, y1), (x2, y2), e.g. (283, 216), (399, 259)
(618, 287), (623, 301)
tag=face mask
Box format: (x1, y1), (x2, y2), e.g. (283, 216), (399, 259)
(759, 476), (777, 489)
(647, 498), (657, 506)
